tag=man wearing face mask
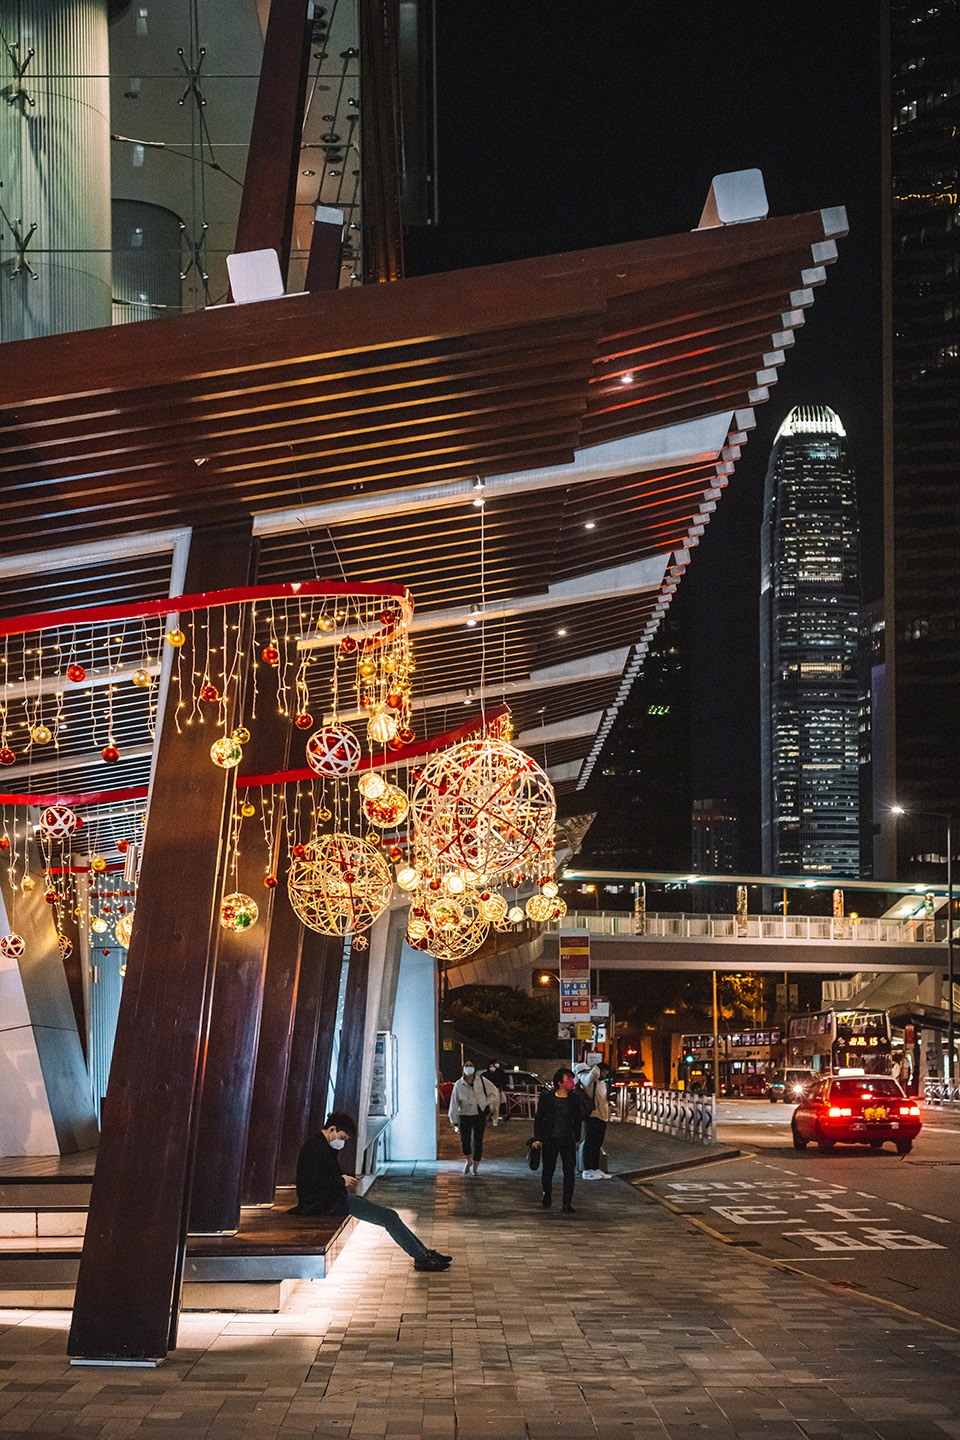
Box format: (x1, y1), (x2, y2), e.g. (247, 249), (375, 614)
(292, 1112), (451, 1271)
(531, 1067), (586, 1213)
(447, 1060), (500, 1174)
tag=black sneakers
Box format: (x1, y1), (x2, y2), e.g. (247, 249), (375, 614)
(414, 1251), (451, 1271)
(429, 1248), (452, 1262)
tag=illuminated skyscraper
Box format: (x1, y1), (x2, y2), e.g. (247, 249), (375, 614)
(760, 405), (861, 875)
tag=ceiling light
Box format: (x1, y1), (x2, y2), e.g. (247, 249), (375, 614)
(584, 520), (595, 530)
(466, 605), (481, 628)
(557, 628), (567, 636)
(472, 479), (485, 508)
(620, 372), (634, 385)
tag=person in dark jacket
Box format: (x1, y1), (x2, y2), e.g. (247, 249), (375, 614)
(531, 1067), (585, 1213)
(292, 1111), (451, 1271)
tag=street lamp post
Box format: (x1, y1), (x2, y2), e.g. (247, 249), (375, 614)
(892, 805), (954, 1080)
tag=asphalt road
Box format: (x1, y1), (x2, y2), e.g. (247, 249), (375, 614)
(642, 1099), (960, 1330)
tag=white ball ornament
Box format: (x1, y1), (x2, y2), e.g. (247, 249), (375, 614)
(115, 913), (134, 948)
(0, 933), (25, 959)
(306, 725), (361, 777)
(39, 805), (80, 840)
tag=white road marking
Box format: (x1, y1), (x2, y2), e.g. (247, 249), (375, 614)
(922, 1213), (952, 1224)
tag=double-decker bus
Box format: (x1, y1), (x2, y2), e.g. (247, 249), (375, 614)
(786, 1009), (892, 1075)
(679, 1029), (785, 1095)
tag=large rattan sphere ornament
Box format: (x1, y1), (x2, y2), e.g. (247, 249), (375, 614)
(361, 781), (408, 828)
(220, 892), (259, 932)
(306, 725), (361, 777)
(115, 913), (134, 948)
(210, 735), (244, 769)
(287, 832), (392, 936)
(478, 891), (509, 925)
(525, 893), (554, 923)
(411, 737), (556, 878)
(0, 933), (25, 959)
(39, 805), (80, 840)
(547, 895), (567, 920)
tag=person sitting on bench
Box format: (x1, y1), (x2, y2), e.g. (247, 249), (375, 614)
(291, 1111), (452, 1272)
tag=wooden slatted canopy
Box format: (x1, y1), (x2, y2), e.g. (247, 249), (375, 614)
(0, 202), (846, 803)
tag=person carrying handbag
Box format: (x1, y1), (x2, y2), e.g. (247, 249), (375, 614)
(531, 1067), (587, 1212)
(448, 1060), (500, 1174)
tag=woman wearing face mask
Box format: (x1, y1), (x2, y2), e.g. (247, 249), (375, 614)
(531, 1067), (585, 1212)
(447, 1060), (500, 1174)
(291, 1111), (451, 1270)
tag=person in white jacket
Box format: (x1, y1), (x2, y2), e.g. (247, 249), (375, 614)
(447, 1060), (500, 1174)
(575, 1061), (613, 1179)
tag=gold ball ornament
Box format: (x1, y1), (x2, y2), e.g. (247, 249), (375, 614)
(20, 874), (36, 893)
(220, 892), (259, 932)
(210, 735), (244, 769)
(92, 916), (108, 934)
(232, 726), (251, 745)
(287, 833), (392, 937)
(90, 855), (107, 873)
(240, 801), (256, 818)
(357, 771), (387, 800)
(165, 629), (186, 647)
(131, 668), (153, 688)
(31, 724), (53, 746)
(411, 737), (556, 879)
(478, 891), (509, 925)
(115, 913), (134, 948)
(358, 655), (377, 681)
(361, 782), (409, 828)
(367, 706), (398, 746)
(525, 894), (554, 923)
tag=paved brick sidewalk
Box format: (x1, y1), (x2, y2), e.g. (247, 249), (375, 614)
(1, 1127), (960, 1440)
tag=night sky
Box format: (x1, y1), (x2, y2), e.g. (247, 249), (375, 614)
(409, 2), (884, 868)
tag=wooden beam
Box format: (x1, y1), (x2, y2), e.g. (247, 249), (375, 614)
(234, 0), (314, 282)
(67, 519), (255, 1363)
(187, 647), (293, 1235)
(275, 932), (342, 1185)
(304, 208), (345, 293)
(358, 0), (404, 283)
(332, 944), (369, 1175)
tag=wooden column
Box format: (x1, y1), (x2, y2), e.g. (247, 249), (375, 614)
(68, 520), (254, 1364)
(234, 0), (313, 282)
(239, 823), (303, 1207)
(332, 946), (369, 1176)
(188, 657), (293, 1234)
(276, 932), (341, 1185)
(307, 937), (346, 1136)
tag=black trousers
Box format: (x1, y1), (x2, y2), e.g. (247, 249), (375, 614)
(541, 1137), (576, 1206)
(459, 1112), (487, 1160)
(583, 1115), (607, 1171)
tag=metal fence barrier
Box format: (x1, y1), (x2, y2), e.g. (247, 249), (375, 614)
(615, 1084), (716, 1144)
(923, 1079), (960, 1106)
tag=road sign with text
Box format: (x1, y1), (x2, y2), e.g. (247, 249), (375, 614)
(558, 934), (591, 1016)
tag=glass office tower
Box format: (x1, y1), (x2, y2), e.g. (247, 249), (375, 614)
(760, 406), (861, 876)
(882, 2), (960, 880)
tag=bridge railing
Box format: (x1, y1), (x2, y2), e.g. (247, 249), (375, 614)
(549, 911), (942, 945)
(923, 1078), (960, 1106)
(615, 1083), (715, 1144)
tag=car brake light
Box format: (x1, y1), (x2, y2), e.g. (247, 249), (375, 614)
(828, 1106), (852, 1117)
(899, 1104), (921, 1116)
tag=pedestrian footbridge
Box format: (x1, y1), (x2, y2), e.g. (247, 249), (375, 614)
(540, 910), (948, 974)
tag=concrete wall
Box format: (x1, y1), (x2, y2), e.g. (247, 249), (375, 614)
(387, 940), (438, 1161)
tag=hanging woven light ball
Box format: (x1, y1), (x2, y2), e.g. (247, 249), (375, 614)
(547, 896), (567, 920)
(39, 805), (80, 840)
(541, 879), (559, 898)
(0, 933), (25, 959)
(115, 913), (134, 948)
(92, 916), (108, 934)
(131, 668), (153, 688)
(306, 725), (361, 777)
(478, 891), (509, 925)
(411, 737), (556, 879)
(287, 833), (392, 937)
(220, 892), (259, 932)
(441, 871), (466, 897)
(525, 894), (554, 923)
(57, 934), (73, 960)
(66, 663), (86, 683)
(367, 706), (398, 746)
(507, 905), (525, 923)
(396, 864), (420, 891)
(210, 735), (244, 769)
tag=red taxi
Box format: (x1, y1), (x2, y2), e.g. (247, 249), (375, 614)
(791, 1072), (921, 1155)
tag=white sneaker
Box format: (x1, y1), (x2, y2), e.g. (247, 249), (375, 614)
(598, 1171), (614, 1179)
(464, 1159), (472, 1174)
(581, 1169), (602, 1179)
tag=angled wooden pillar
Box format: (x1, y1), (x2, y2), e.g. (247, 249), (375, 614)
(188, 656), (293, 1234)
(332, 946), (370, 1175)
(234, 0), (314, 281)
(276, 932), (341, 1185)
(68, 520), (255, 1364)
(307, 936), (346, 1136)
(240, 822), (305, 1206)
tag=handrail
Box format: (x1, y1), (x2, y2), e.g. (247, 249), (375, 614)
(551, 911), (947, 946)
(616, 1084), (715, 1145)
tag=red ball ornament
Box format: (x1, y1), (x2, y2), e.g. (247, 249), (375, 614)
(103, 949), (110, 956)
(386, 690), (403, 709)
(380, 608), (401, 625)
(102, 745), (120, 764)
(343, 871), (357, 885)
(292, 843), (307, 859)
(339, 636), (358, 655)
(0, 748), (15, 767)
(66, 663), (86, 683)
(117, 839), (129, 853)
(398, 726), (415, 745)
(74, 815), (84, 829)
(387, 735), (405, 752)
(294, 712), (313, 730)
(389, 846), (404, 862)
(0, 837), (8, 851)
(263, 874), (278, 889)
(428, 878), (441, 892)
(44, 888), (57, 904)
(200, 683), (220, 702)
(262, 645), (280, 666)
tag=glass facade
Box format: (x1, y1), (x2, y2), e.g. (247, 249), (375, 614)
(760, 406), (861, 876)
(887, 2), (960, 876)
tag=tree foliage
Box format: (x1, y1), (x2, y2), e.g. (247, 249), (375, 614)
(443, 985), (560, 1058)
